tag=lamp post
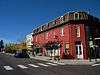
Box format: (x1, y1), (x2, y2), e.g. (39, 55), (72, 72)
(87, 25), (94, 62)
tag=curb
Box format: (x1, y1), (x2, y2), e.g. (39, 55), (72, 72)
(4, 53), (100, 65)
(30, 56), (97, 65)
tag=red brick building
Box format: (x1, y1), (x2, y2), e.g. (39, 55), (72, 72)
(32, 11), (100, 59)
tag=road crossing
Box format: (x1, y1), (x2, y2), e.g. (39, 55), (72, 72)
(17, 65), (28, 69)
(3, 66), (14, 71)
(2, 62), (66, 71)
(28, 64), (39, 67)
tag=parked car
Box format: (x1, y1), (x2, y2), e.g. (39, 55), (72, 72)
(14, 50), (30, 58)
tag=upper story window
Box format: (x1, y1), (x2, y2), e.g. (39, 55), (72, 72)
(35, 36), (37, 42)
(76, 26), (80, 37)
(61, 27), (64, 36)
(53, 31), (56, 38)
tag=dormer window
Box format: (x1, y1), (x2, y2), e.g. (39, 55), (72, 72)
(63, 13), (69, 22)
(60, 16), (64, 24)
(42, 25), (44, 30)
(40, 26), (42, 31)
(52, 21), (55, 25)
(47, 23), (50, 28)
(74, 12), (79, 20)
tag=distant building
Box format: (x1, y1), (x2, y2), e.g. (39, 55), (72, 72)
(32, 11), (100, 59)
(26, 33), (33, 50)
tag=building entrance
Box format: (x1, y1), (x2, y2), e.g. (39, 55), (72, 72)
(75, 41), (83, 59)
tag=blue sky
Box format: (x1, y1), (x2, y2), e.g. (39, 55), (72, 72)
(0, 0), (100, 43)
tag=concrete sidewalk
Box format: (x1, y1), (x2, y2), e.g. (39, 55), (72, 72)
(30, 55), (100, 65)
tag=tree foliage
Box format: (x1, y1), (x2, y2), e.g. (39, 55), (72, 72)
(43, 41), (61, 50)
(5, 43), (27, 53)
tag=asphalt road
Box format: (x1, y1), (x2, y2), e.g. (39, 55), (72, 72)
(0, 52), (100, 75)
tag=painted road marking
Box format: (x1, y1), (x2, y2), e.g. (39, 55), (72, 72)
(46, 63), (57, 66)
(28, 64), (39, 67)
(17, 65), (28, 69)
(38, 63), (49, 67)
(56, 62), (66, 65)
(92, 63), (100, 66)
(4, 66), (14, 70)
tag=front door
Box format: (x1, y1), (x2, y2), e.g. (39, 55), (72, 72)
(76, 43), (83, 59)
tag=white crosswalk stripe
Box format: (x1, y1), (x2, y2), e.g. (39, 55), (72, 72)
(4, 66), (14, 70)
(2, 62), (65, 70)
(28, 64), (39, 67)
(56, 62), (66, 65)
(17, 65), (28, 69)
(92, 63), (100, 66)
(46, 63), (57, 66)
(38, 63), (49, 67)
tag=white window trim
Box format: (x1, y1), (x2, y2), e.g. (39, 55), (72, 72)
(67, 12), (69, 21)
(61, 27), (64, 36)
(76, 26), (80, 37)
(60, 16), (63, 23)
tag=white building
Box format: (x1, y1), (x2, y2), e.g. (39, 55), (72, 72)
(26, 33), (33, 50)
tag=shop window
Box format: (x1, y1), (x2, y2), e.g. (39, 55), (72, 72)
(64, 43), (69, 55)
(65, 43), (69, 49)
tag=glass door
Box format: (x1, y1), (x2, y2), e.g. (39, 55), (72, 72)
(75, 43), (83, 59)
